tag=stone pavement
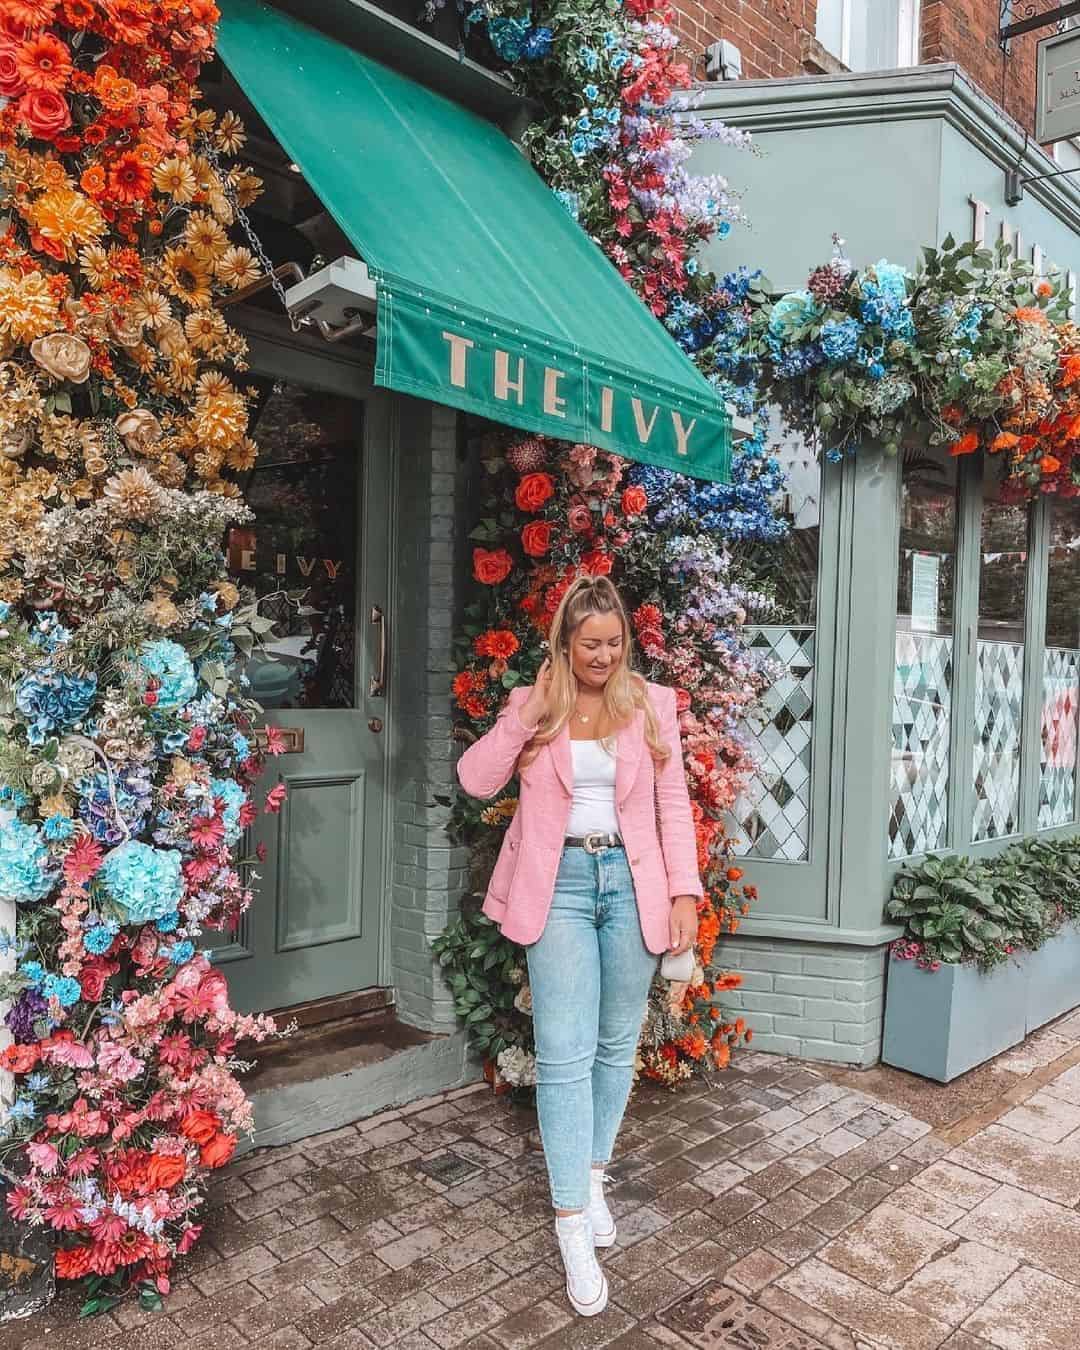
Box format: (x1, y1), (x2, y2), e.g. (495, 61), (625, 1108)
(8, 1020), (1080, 1350)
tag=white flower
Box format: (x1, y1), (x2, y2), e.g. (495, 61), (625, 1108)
(496, 1045), (537, 1087)
(513, 984), (533, 1016)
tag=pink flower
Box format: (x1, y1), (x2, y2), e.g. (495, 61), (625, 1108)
(263, 725), (286, 755)
(44, 1195), (85, 1231)
(264, 783), (287, 814)
(26, 1142), (60, 1175)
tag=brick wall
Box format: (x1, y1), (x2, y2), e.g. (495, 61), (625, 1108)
(389, 401), (472, 1032)
(714, 936), (888, 1067)
(674, 0), (1059, 140)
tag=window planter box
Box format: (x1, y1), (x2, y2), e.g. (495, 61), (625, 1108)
(881, 923), (1080, 1081)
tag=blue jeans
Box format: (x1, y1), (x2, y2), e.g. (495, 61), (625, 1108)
(525, 845), (659, 1211)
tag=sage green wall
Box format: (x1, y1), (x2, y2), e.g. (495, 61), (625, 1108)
(693, 118), (941, 290)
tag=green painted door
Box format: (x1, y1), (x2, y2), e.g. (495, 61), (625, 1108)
(211, 367), (391, 1014)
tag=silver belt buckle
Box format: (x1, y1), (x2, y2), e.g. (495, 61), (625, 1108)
(583, 832), (605, 854)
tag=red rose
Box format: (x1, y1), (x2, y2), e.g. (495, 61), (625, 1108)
(639, 627), (666, 654)
(521, 521), (553, 557)
(0, 39), (24, 98)
(179, 1109), (220, 1146)
(18, 87), (70, 139)
(514, 472), (555, 513)
(621, 485), (647, 516)
(78, 959), (115, 1003)
(146, 1154), (187, 1191)
(580, 549), (613, 576)
(200, 1133), (238, 1169)
(473, 547), (512, 585)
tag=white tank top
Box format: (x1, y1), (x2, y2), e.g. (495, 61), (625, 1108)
(567, 738), (619, 835)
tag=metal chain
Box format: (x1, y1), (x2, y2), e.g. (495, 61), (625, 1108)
(201, 140), (301, 330)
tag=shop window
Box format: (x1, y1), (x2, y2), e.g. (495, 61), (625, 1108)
(816, 0), (920, 71)
(972, 481), (1030, 841)
(732, 431), (820, 861)
(1039, 498), (1080, 828)
(228, 380), (360, 710)
(889, 451), (958, 858)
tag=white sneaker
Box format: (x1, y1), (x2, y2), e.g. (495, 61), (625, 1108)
(587, 1168), (616, 1246)
(555, 1211), (608, 1316)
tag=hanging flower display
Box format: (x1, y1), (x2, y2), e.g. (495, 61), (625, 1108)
(756, 233), (1080, 499)
(0, 0), (282, 1313)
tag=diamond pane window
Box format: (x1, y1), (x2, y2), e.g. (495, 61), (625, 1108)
(889, 452), (958, 858)
(972, 487), (1029, 841)
(732, 426), (819, 861)
(1039, 499), (1080, 828)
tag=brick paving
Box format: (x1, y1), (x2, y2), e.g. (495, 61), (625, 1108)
(8, 1032), (1080, 1350)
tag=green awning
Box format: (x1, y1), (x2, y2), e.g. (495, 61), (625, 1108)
(217, 0), (731, 481)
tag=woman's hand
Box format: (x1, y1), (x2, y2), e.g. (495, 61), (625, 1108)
(668, 895), (698, 955)
(520, 657), (554, 729)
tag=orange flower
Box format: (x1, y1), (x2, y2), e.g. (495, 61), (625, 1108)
(107, 151), (152, 204)
(474, 629), (519, 660)
(16, 34), (72, 92)
(1037, 280), (1054, 298)
(989, 432), (1020, 453)
(949, 431), (979, 457)
(1014, 306), (1050, 327)
(725, 866), (743, 881)
(1061, 355), (1080, 387)
(1040, 455), (1062, 475)
(80, 165), (106, 197)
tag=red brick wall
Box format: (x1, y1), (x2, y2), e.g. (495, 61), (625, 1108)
(673, 0), (817, 80)
(673, 0), (1058, 138)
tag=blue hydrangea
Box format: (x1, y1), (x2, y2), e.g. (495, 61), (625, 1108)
(137, 639), (197, 713)
(83, 925), (116, 956)
(0, 787), (29, 809)
(42, 814), (75, 842)
(955, 305), (983, 344)
(209, 776), (246, 846)
(0, 818), (55, 904)
(522, 25), (552, 59)
(0, 601), (10, 622)
(155, 911), (180, 933)
(232, 733), (251, 760)
(42, 973), (81, 1007)
(820, 317), (862, 363)
(100, 840), (183, 924)
(30, 613), (71, 653)
(166, 940), (194, 966)
(77, 767), (151, 846)
(768, 290), (821, 339)
(19, 961), (44, 988)
(554, 189), (580, 220)
(487, 15), (529, 60)
(15, 666), (97, 746)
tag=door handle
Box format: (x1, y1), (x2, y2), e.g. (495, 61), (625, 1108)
(369, 604), (387, 697)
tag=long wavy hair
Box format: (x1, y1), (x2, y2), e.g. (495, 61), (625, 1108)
(518, 576), (669, 770)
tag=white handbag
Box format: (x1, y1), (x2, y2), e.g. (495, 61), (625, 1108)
(659, 947), (695, 982)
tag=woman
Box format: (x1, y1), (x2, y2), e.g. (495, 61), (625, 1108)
(456, 575), (702, 1318)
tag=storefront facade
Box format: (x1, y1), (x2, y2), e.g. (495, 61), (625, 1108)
(687, 65), (1080, 1065)
(201, 0), (742, 1135)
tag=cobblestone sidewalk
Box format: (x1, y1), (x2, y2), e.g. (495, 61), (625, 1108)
(8, 1029), (1080, 1350)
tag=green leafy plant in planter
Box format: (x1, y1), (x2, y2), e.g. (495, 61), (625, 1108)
(887, 835), (1080, 971)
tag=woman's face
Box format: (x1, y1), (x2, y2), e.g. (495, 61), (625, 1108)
(568, 610), (624, 690)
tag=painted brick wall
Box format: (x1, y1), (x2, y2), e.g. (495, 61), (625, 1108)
(673, 0), (1052, 139)
(388, 401), (472, 1032)
(716, 935), (888, 1067)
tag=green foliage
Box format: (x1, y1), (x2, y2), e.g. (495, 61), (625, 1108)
(429, 899), (534, 1081)
(887, 834), (1080, 970)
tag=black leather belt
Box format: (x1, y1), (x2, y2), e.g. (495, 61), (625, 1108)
(564, 832), (624, 854)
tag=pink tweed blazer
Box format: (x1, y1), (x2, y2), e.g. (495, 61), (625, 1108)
(456, 681), (703, 954)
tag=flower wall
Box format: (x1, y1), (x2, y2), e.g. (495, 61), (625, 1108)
(0, 0), (280, 1310)
(433, 432), (775, 1090)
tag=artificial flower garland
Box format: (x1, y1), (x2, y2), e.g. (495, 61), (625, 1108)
(756, 233), (1080, 499)
(0, 0), (282, 1311)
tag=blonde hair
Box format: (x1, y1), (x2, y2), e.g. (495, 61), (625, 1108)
(518, 575), (669, 769)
